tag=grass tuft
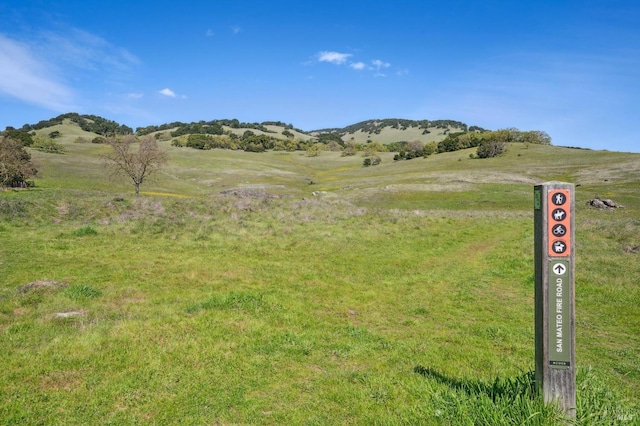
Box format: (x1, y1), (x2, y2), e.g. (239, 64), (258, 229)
(73, 226), (98, 236)
(64, 283), (102, 299)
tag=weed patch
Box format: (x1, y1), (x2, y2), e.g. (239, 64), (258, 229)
(73, 226), (98, 236)
(64, 284), (102, 300)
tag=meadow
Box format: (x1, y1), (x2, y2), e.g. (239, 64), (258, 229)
(1, 139), (638, 424)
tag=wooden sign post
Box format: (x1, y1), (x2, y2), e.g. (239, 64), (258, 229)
(534, 182), (576, 416)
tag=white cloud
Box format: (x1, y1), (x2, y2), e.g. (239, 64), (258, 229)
(318, 51), (352, 65)
(42, 28), (139, 75)
(372, 59), (391, 69)
(206, 29), (215, 37)
(0, 35), (76, 111)
(126, 92), (144, 99)
(231, 26), (241, 34)
(350, 62), (367, 70)
(372, 59), (391, 77)
(159, 88), (176, 97)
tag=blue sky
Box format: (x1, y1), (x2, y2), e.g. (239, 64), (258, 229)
(1, 0), (638, 152)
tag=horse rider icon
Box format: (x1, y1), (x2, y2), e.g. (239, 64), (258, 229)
(553, 209), (566, 221)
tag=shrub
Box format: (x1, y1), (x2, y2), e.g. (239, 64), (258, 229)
(476, 140), (507, 158)
(0, 137), (38, 188)
(32, 136), (67, 154)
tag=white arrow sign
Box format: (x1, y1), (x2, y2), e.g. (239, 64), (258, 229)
(553, 263), (567, 275)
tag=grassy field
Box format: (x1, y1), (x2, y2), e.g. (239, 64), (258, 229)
(1, 139), (639, 424)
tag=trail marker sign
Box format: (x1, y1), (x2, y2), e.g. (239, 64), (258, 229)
(534, 182), (576, 416)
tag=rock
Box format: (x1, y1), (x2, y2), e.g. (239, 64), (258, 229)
(586, 197), (624, 210)
(54, 311), (86, 319)
(586, 198), (608, 209)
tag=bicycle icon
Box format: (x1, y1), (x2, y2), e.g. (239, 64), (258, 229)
(552, 224), (566, 236)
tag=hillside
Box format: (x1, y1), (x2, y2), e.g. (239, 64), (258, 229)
(1, 118), (639, 424)
(311, 118), (487, 145)
(11, 114), (487, 146)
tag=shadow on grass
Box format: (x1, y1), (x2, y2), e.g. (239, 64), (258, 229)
(414, 365), (537, 402)
(414, 366), (639, 424)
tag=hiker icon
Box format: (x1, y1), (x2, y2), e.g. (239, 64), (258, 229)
(552, 241), (567, 254)
(552, 208), (566, 221)
(552, 192), (566, 206)
(552, 224), (566, 236)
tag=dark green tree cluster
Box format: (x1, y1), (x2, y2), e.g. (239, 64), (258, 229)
(437, 132), (480, 153)
(316, 132), (344, 145)
(363, 156), (381, 167)
(157, 119), (278, 138)
(21, 113), (132, 136)
(179, 133), (309, 153)
(171, 122), (224, 137)
(475, 140), (508, 158)
(387, 141), (408, 152)
(393, 141), (437, 161)
(2, 128), (33, 146)
(32, 135), (66, 154)
(437, 128), (551, 154)
(322, 118), (471, 136)
(136, 122), (184, 136)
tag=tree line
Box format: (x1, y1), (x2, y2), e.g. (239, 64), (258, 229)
(20, 113), (133, 136)
(437, 128), (551, 158)
(137, 119), (279, 137)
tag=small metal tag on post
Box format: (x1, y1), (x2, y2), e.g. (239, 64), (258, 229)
(534, 182), (576, 416)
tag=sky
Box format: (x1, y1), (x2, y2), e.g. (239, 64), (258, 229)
(1, 0), (639, 152)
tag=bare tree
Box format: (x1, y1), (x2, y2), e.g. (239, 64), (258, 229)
(103, 135), (167, 195)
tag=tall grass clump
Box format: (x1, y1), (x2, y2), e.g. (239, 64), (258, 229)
(64, 283), (102, 300)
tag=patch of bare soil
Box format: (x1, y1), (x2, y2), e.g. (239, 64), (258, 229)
(220, 187), (283, 199)
(54, 310), (87, 319)
(17, 280), (69, 293)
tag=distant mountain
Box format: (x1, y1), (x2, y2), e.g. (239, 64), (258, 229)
(12, 114), (485, 146)
(19, 112), (133, 136)
(310, 118), (488, 145)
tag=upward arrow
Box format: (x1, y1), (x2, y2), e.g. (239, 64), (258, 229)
(554, 264), (566, 274)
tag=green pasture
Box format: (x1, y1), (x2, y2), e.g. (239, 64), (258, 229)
(0, 140), (638, 424)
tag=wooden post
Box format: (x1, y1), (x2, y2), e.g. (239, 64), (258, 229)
(534, 182), (576, 416)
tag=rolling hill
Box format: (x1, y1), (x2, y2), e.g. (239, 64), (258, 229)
(13, 113), (489, 146)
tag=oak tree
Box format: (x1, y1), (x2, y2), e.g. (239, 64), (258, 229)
(103, 135), (167, 195)
(0, 136), (38, 188)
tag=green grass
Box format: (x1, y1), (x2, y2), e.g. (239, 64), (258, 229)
(0, 140), (638, 424)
